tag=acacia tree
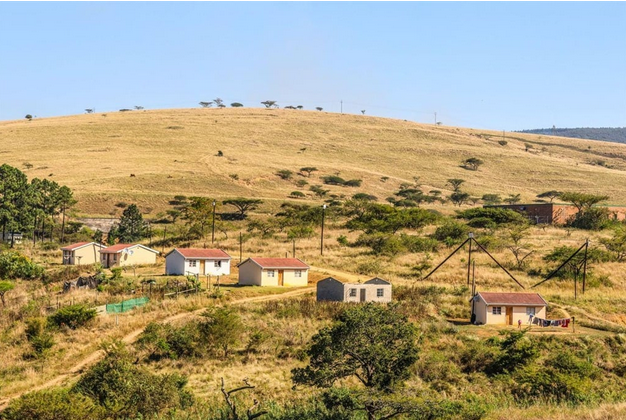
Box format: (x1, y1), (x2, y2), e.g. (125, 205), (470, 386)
(506, 225), (533, 270)
(223, 198), (263, 220)
(299, 167), (318, 177)
(446, 178), (465, 192)
(462, 157), (484, 171)
(560, 192), (609, 212)
(536, 190), (561, 203)
(181, 197), (217, 240)
(261, 101), (277, 109)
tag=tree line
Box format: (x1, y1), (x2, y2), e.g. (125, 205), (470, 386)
(0, 164), (75, 246)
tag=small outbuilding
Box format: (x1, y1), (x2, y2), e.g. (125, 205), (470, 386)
(237, 257), (309, 287)
(317, 277), (392, 303)
(165, 248), (231, 276)
(61, 242), (107, 265)
(100, 243), (160, 268)
(472, 292), (548, 325)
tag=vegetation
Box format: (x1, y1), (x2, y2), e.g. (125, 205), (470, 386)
(517, 127), (626, 144)
(48, 304), (97, 329)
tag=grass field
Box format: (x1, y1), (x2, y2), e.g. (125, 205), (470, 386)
(2, 108), (626, 216)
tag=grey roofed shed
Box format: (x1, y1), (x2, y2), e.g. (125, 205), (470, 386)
(317, 277), (392, 303)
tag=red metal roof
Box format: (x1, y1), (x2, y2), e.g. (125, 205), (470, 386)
(61, 242), (104, 251)
(247, 257), (309, 269)
(100, 244), (138, 254)
(172, 248), (231, 259)
(478, 292), (547, 306)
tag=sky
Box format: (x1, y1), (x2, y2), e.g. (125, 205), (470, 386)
(0, 2), (624, 130)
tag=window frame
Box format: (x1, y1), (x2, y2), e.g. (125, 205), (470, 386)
(377, 288), (384, 297)
(188, 260), (197, 268)
(492, 306), (502, 315)
(267, 270), (275, 277)
(349, 288), (357, 297)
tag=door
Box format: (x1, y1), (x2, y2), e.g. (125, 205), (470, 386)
(506, 307), (513, 325)
(199, 260), (205, 275)
(278, 270), (284, 286)
(360, 288), (366, 302)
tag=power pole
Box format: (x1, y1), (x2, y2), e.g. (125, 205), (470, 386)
(211, 200), (216, 244)
(434, 112), (437, 125)
(320, 204), (327, 256)
(340, 100), (343, 114)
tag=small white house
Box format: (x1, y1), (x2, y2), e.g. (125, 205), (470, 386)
(317, 277), (392, 303)
(100, 243), (160, 268)
(165, 248), (231, 276)
(61, 242), (107, 265)
(238, 257), (309, 287)
(472, 292), (548, 326)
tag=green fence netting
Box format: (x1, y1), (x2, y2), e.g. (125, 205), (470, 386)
(106, 297), (149, 313)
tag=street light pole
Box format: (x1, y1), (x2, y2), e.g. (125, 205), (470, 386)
(320, 204), (327, 256)
(211, 200), (216, 244)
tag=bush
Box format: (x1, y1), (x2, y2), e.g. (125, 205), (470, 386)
(343, 179), (362, 187)
(290, 191), (306, 198)
(48, 304), (97, 330)
(137, 322), (201, 360)
(457, 207), (528, 226)
(25, 317), (55, 358)
(0, 251), (44, 279)
(1, 388), (104, 420)
(199, 307), (244, 357)
(276, 169), (294, 180)
(322, 175), (346, 185)
(466, 217), (497, 229)
(400, 234), (439, 253)
(498, 140), (508, 146)
(432, 220), (469, 244)
(568, 207), (611, 230)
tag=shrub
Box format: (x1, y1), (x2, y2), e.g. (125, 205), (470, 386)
(276, 169), (294, 180)
(322, 175), (347, 185)
(25, 317), (55, 358)
(48, 304), (97, 330)
(199, 307), (244, 357)
(432, 220), (469, 244)
(0, 251), (44, 280)
(498, 140), (508, 146)
(137, 322), (201, 360)
(1, 388), (104, 420)
(343, 179), (362, 187)
(400, 234), (439, 253)
(287, 225), (314, 239)
(568, 207), (611, 230)
(290, 191), (306, 198)
(457, 207), (528, 226)
(295, 179), (309, 188)
(466, 217), (497, 229)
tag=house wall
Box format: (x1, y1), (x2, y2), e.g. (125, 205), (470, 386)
(72, 245), (101, 265)
(238, 261), (263, 286)
(165, 252), (186, 275)
(282, 269), (308, 287)
(317, 279), (345, 301)
(474, 299), (487, 324)
(342, 284), (392, 303)
(118, 247), (157, 267)
(205, 259), (231, 276)
(478, 304), (547, 325)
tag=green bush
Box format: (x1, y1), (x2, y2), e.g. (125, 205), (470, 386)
(1, 387), (104, 420)
(25, 317), (55, 358)
(432, 220), (469, 244)
(137, 322), (201, 361)
(457, 207), (528, 226)
(0, 251), (44, 279)
(322, 175), (346, 185)
(343, 179), (362, 187)
(568, 207), (611, 230)
(48, 304), (97, 330)
(400, 234), (439, 253)
(289, 191), (305, 198)
(466, 217), (497, 229)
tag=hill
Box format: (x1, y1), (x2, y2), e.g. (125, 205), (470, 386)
(517, 127), (626, 144)
(1, 108), (626, 216)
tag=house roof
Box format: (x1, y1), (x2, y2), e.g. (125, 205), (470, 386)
(477, 292), (547, 306)
(61, 242), (106, 251)
(167, 248), (231, 259)
(100, 243), (160, 254)
(365, 277), (391, 285)
(238, 257), (309, 269)
(317, 277), (391, 286)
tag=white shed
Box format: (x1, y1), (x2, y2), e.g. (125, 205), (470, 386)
(165, 248), (231, 276)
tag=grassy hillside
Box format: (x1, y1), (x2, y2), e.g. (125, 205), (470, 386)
(2, 108), (626, 216)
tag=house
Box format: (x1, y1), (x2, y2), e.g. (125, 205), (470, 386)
(100, 243), (159, 268)
(61, 242), (107, 265)
(486, 203), (626, 225)
(2, 232), (22, 244)
(317, 277), (392, 303)
(165, 248), (231, 276)
(472, 292), (548, 325)
(237, 257), (309, 287)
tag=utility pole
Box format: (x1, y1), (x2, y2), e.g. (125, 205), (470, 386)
(466, 233), (473, 286)
(292, 239), (296, 258)
(340, 100), (343, 114)
(211, 200), (216, 244)
(239, 232), (243, 262)
(320, 204), (327, 256)
(434, 112), (437, 125)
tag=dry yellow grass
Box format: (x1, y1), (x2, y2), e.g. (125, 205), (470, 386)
(1, 108), (626, 216)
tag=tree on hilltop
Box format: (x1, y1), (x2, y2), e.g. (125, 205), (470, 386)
(223, 198), (263, 220)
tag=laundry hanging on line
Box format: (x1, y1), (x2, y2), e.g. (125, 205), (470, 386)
(529, 314), (571, 328)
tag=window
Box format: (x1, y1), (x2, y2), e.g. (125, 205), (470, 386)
(189, 260), (197, 268)
(267, 270), (275, 277)
(492, 307), (502, 315)
(214, 260), (222, 268)
(349, 288), (357, 297)
(112, 254), (117, 262)
(377, 288), (384, 297)
(294, 270), (302, 278)
(526, 307), (536, 316)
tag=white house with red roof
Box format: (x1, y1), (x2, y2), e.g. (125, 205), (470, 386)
(61, 242), (107, 265)
(472, 292), (548, 326)
(165, 248), (231, 276)
(100, 243), (159, 268)
(237, 257), (309, 287)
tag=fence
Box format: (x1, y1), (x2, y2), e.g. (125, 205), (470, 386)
(106, 297), (149, 314)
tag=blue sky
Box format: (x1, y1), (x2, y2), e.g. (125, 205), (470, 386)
(0, 2), (624, 130)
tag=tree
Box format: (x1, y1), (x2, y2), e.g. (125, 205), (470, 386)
(112, 204), (147, 243)
(276, 169), (294, 180)
(482, 194), (502, 205)
(292, 303), (418, 391)
(199, 307), (244, 357)
(449, 192), (470, 207)
(25, 114), (33, 121)
(310, 185), (329, 198)
(506, 225), (533, 269)
(230, 102), (244, 107)
(85, 109), (94, 114)
(57, 185), (77, 242)
(134, 105), (144, 110)
(300, 167), (318, 177)
(316, 107), (323, 111)
(296, 105), (303, 110)
(446, 178), (465, 192)
(560, 192), (609, 212)
(600, 228), (626, 262)
(261, 100), (277, 109)
(0, 280), (14, 306)
(181, 197), (216, 240)
(536, 190), (562, 203)
(504, 193), (521, 205)
(462, 157), (484, 171)
(223, 198), (263, 220)
(213, 98), (224, 107)
(361, 110), (366, 115)
(199, 101), (213, 108)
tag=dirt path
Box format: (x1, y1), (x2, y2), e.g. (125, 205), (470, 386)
(0, 286), (314, 410)
(308, 265), (363, 282)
